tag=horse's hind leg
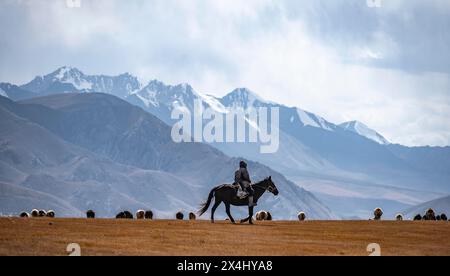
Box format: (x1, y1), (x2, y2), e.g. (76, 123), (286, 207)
(225, 203), (235, 224)
(211, 199), (222, 223)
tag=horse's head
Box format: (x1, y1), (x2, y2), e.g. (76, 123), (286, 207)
(265, 176), (279, 196)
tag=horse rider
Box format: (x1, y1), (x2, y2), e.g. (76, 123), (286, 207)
(235, 161), (257, 207)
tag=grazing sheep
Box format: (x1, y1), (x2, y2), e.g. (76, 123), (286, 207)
(176, 212), (184, 220)
(31, 209), (39, 218)
(266, 212), (272, 221)
(136, 210), (145, 219)
(255, 211), (268, 221)
(423, 208), (436, 221)
(123, 211), (133, 219)
(116, 212), (126, 219)
(440, 214), (448, 221)
(86, 210), (95, 219)
(297, 212), (306, 221)
(413, 214), (422, 221)
(20, 212), (30, 218)
(39, 210), (47, 217)
(436, 215), (442, 221)
(144, 210), (153, 220)
(373, 208), (383, 220)
(395, 214), (404, 221)
(46, 210), (55, 218)
(189, 212), (196, 220)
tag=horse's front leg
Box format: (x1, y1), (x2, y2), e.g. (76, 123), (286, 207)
(240, 206), (254, 224)
(248, 206), (254, 225)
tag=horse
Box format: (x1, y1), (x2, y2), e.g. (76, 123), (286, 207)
(198, 176), (279, 224)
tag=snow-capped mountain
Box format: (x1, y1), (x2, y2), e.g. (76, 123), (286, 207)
(220, 88), (267, 109)
(0, 93), (335, 219)
(339, 121), (390, 145)
(4, 67), (450, 219)
(21, 66), (141, 98)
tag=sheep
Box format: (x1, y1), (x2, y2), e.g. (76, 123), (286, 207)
(123, 211), (133, 219)
(373, 208), (383, 220)
(31, 209), (39, 218)
(144, 210), (153, 220)
(440, 214), (448, 221)
(423, 208), (436, 221)
(297, 212), (306, 221)
(116, 212), (126, 219)
(395, 214), (404, 221)
(176, 212), (184, 220)
(46, 210), (55, 218)
(266, 212), (272, 221)
(255, 211), (268, 221)
(39, 210), (47, 217)
(436, 215), (442, 221)
(413, 214), (422, 221)
(189, 212), (196, 220)
(20, 212), (30, 218)
(136, 210), (145, 220)
(86, 210), (95, 219)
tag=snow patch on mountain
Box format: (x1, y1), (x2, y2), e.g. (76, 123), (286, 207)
(199, 94), (228, 113)
(53, 66), (93, 91)
(0, 88), (7, 97)
(221, 88), (266, 109)
(340, 121), (390, 145)
(297, 108), (334, 131)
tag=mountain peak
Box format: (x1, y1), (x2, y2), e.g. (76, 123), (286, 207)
(221, 87), (266, 108)
(339, 120), (390, 145)
(52, 66), (84, 79)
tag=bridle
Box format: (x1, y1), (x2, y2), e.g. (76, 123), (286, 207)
(253, 180), (277, 193)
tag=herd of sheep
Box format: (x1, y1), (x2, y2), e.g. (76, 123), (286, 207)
(370, 207), (448, 221)
(15, 208), (450, 222)
(19, 209), (55, 218)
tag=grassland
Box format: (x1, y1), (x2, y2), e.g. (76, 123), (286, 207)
(0, 218), (449, 256)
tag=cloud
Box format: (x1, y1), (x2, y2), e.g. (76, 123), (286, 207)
(0, 0), (449, 146)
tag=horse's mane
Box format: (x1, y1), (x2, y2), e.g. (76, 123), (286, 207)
(252, 178), (269, 189)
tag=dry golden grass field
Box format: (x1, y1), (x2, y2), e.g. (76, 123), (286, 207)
(0, 218), (449, 256)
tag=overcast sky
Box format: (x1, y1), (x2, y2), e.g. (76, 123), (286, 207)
(0, 0), (449, 147)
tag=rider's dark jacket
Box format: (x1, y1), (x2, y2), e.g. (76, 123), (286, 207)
(235, 167), (254, 195)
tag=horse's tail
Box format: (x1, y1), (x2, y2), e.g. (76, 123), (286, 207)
(198, 186), (220, 217)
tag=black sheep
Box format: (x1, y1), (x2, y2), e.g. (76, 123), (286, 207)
(123, 211), (133, 219)
(144, 210), (153, 220)
(86, 210), (95, 219)
(176, 212), (184, 220)
(116, 212), (126, 219)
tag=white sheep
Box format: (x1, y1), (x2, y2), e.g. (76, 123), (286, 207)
(31, 209), (39, 218)
(189, 212), (196, 220)
(373, 208), (383, 220)
(136, 210), (145, 219)
(255, 211), (268, 221)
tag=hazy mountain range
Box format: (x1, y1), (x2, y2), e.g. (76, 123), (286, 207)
(0, 92), (333, 219)
(1, 66), (449, 219)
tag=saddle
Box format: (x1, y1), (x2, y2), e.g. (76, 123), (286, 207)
(233, 183), (249, 199)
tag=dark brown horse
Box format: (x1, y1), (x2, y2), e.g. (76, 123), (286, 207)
(198, 177), (279, 224)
